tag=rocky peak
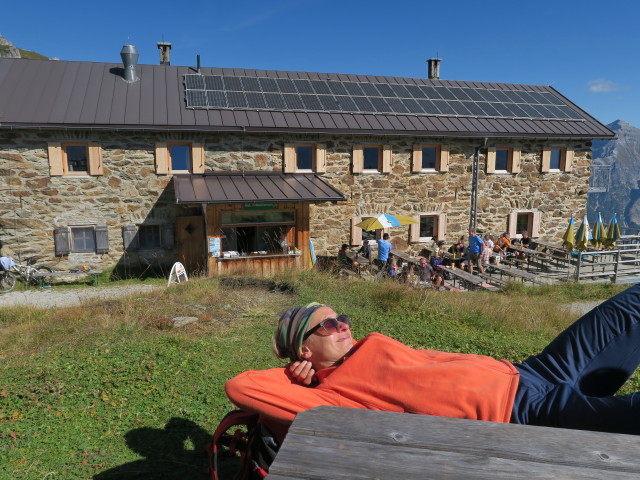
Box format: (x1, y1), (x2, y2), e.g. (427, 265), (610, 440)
(0, 34), (48, 59)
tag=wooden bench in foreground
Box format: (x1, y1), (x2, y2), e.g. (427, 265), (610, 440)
(268, 406), (640, 479)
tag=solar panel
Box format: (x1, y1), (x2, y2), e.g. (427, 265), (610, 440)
(184, 74), (585, 122)
(241, 77), (261, 92)
(227, 91), (247, 108)
(185, 74), (205, 90)
(245, 92), (266, 109)
(326, 81), (348, 96)
(310, 80), (332, 95)
(207, 90), (227, 108)
(186, 89), (207, 107)
(264, 93), (286, 109)
(293, 79), (314, 94)
(277, 79), (297, 94)
(300, 94), (322, 110)
(223, 76), (243, 91)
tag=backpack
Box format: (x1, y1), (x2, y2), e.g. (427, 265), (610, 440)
(430, 256), (443, 268)
(207, 410), (280, 480)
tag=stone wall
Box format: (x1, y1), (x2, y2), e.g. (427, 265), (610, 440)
(0, 128), (590, 269)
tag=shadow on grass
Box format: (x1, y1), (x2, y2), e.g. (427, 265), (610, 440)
(94, 417), (221, 480)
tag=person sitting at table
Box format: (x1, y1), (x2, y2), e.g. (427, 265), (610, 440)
(356, 240), (372, 260)
(387, 256), (398, 279)
(418, 256), (442, 288)
(226, 285), (640, 444)
(449, 237), (467, 269)
(494, 233), (511, 255)
(337, 244), (354, 269)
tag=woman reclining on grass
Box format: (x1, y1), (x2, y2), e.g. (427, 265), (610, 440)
(226, 284), (640, 441)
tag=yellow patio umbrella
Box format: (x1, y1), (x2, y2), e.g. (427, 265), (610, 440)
(562, 216), (575, 251)
(355, 214), (418, 231)
(591, 213), (607, 250)
(575, 215), (592, 251)
(604, 213), (621, 249)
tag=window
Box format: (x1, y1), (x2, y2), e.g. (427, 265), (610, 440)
(352, 144), (392, 174)
(154, 142), (205, 174)
(409, 213), (447, 243)
(412, 144), (449, 173)
(283, 143), (326, 173)
(349, 217), (382, 246)
(54, 226), (109, 256)
(542, 146), (573, 173)
(507, 211), (541, 238)
(48, 142), (104, 176)
(122, 223), (175, 250)
(221, 211), (295, 254)
(486, 147), (521, 174)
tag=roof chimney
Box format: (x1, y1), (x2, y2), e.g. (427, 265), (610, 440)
(120, 45), (139, 82)
(157, 42), (171, 65)
(427, 58), (441, 80)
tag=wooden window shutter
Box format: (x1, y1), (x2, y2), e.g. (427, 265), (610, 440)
(564, 148), (574, 172)
(541, 147), (551, 173)
(122, 225), (138, 250)
(162, 223), (175, 248)
(191, 142), (205, 174)
(284, 143), (296, 173)
(409, 215), (420, 242)
(352, 145), (364, 174)
(411, 145), (422, 173)
(531, 211), (541, 237)
(87, 142), (104, 175)
(436, 214), (447, 241)
(95, 226), (109, 254)
(315, 144), (326, 173)
(507, 212), (518, 238)
(510, 149), (521, 173)
(350, 217), (362, 246)
(381, 145), (392, 173)
(54, 227), (70, 256)
(155, 142), (169, 175)
(439, 145), (450, 172)
(48, 142), (63, 176)
(486, 147), (496, 174)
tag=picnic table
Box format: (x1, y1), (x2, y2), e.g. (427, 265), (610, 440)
(32, 269), (103, 287)
(487, 263), (545, 285)
(268, 406), (640, 479)
(437, 265), (496, 291)
(345, 251), (371, 275)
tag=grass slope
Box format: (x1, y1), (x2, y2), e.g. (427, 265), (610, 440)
(0, 273), (631, 479)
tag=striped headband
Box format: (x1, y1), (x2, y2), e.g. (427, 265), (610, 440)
(274, 302), (324, 362)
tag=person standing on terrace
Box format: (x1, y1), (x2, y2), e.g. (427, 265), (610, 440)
(375, 233), (392, 269)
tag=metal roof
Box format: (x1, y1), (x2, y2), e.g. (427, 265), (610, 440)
(173, 172), (347, 204)
(0, 57), (614, 139)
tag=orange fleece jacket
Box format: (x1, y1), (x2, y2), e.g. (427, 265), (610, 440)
(226, 333), (519, 428)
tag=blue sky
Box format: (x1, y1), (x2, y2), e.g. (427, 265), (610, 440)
(2, 0), (638, 127)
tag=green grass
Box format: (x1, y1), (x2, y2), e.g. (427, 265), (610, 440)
(0, 272), (631, 479)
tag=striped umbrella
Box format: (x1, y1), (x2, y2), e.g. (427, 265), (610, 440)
(562, 216), (575, 251)
(575, 215), (592, 251)
(604, 213), (621, 249)
(591, 213), (607, 250)
(355, 214), (418, 231)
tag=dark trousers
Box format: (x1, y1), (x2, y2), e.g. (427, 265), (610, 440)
(512, 284), (640, 434)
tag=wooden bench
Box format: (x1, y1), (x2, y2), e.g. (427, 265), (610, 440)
(437, 265), (496, 291)
(488, 264), (545, 285)
(268, 406), (640, 479)
(32, 270), (103, 287)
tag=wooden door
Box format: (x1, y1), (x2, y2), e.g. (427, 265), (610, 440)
(176, 216), (205, 275)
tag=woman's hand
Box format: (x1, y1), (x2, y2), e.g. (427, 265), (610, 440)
(287, 360), (317, 386)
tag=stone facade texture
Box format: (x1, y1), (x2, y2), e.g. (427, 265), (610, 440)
(0, 128), (591, 269)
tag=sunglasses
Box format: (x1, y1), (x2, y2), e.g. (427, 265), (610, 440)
(303, 315), (350, 340)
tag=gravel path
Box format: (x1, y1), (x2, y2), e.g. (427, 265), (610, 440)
(0, 284), (161, 308)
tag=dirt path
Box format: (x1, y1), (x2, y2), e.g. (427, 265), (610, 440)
(0, 284), (161, 308)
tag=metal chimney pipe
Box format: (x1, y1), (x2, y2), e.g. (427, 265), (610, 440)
(120, 45), (139, 82)
(157, 42), (171, 65)
(197, 54), (201, 73)
(427, 58), (442, 79)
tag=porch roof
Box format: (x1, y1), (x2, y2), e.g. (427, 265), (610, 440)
(174, 171), (347, 204)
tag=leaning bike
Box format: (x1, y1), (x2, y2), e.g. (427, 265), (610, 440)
(0, 256), (55, 294)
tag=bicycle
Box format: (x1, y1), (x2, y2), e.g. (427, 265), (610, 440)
(0, 256), (55, 294)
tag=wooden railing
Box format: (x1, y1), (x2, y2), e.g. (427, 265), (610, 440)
(574, 247), (640, 284)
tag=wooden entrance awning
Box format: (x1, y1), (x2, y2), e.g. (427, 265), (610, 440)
(174, 172), (346, 204)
